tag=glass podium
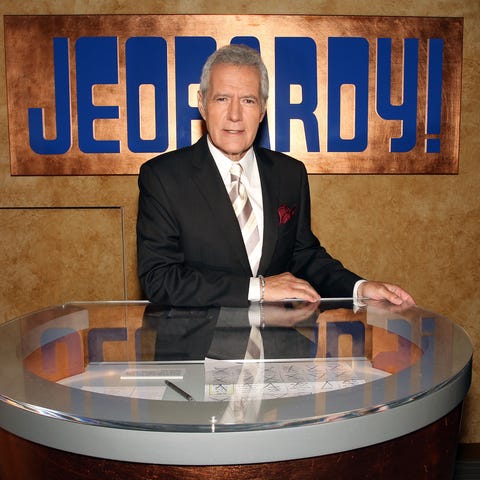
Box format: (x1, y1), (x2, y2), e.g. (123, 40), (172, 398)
(0, 299), (472, 479)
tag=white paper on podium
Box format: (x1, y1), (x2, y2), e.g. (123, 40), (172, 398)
(81, 385), (167, 400)
(204, 357), (390, 401)
(58, 363), (178, 399)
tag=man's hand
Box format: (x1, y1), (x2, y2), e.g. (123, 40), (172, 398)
(358, 281), (415, 305)
(263, 272), (321, 303)
(262, 302), (319, 327)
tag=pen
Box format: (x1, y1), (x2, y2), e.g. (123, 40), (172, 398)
(165, 380), (194, 401)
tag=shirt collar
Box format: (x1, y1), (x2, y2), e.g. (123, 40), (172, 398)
(207, 136), (256, 186)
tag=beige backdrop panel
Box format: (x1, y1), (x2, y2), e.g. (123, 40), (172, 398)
(0, 0), (478, 444)
(0, 208), (127, 322)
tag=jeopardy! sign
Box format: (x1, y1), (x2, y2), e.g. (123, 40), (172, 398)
(4, 15), (463, 175)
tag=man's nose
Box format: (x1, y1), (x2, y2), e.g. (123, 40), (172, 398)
(227, 99), (242, 121)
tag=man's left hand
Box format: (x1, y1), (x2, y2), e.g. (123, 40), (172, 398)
(358, 281), (415, 306)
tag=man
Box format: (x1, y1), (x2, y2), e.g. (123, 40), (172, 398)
(137, 44), (414, 308)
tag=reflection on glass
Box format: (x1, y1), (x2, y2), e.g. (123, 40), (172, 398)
(0, 299), (468, 430)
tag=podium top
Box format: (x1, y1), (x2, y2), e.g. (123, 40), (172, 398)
(0, 299), (472, 465)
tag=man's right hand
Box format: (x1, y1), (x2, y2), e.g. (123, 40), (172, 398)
(263, 272), (321, 303)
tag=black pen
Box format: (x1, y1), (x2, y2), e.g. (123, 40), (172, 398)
(165, 380), (194, 401)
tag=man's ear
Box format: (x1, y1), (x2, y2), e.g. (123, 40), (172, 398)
(197, 90), (206, 120)
(259, 108), (266, 123)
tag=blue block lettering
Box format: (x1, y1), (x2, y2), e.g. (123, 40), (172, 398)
(328, 37), (369, 152)
(376, 38), (419, 153)
(275, 37), (319, 152)
(126, 37), (168, 153)
(28, 37), (72, 155)
(175, 37), (216, 148)
(425, 39), (443, 153)
(77, 37), (120, 153)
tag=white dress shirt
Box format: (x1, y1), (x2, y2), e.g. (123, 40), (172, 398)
(207, 138), (263, 300)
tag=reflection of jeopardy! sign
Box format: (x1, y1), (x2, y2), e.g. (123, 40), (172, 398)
(4, 15), (462, 175)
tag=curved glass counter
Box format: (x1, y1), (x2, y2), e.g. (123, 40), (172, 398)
(0, 299), (472, 465)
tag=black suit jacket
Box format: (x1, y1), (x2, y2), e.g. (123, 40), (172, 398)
(137, 135), (362, 307)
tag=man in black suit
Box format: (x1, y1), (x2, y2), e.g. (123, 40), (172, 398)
(137, 44), (414, 308)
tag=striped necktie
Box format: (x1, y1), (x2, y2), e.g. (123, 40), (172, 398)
(220, 324), (265, 423)
(228, 162), (261, 276)
(245, 325), (263, 361)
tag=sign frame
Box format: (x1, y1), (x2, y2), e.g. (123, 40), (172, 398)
(4, 14), (463, 175)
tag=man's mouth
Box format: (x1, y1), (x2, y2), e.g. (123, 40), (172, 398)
(224, 129), (244, 134)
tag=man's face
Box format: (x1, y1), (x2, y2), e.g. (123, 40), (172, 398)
(198, 63), (266, 162)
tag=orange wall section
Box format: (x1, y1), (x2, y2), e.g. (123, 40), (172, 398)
(0, 0), (478, 444)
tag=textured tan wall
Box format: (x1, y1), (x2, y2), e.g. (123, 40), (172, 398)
(0, 208), (126, 322)
(0, 0), (478, 443)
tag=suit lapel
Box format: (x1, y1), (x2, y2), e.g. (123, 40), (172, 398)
(256, 149), (278, 275)
(190, 137), (252, 274)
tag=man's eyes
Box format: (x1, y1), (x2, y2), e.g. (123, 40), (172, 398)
(213, 97), (257, 104)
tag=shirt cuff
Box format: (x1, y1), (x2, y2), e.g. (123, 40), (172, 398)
(353, 279), (367, 300)
(248, 277), (261, 302)
(353, 279), (367, 311)
(247, 302), (263, 326)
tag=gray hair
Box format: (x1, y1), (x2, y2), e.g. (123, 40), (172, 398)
(199, 44), (269, 111)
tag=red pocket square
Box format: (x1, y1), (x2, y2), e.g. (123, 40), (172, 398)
(278, 204), (297, 225)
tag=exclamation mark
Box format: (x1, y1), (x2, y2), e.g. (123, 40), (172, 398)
(425, 38), (443, 153)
